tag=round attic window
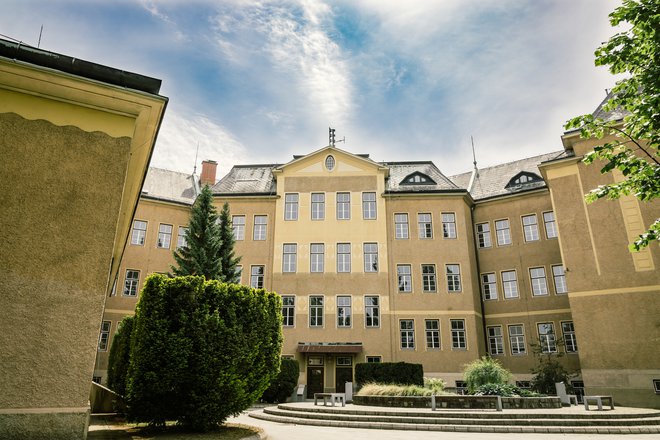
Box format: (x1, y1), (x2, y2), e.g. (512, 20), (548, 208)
(325, 155), (335, 171)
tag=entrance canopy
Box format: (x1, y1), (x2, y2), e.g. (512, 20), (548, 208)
(297, 342), (363, 353)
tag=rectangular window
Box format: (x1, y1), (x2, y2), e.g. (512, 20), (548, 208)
(446, 264), (462, 292)
(481, 273), (498, 300)
(336, 356), (352, 366)
(337, 192), (351, 220)
(455, 381), (468, 395)
(253, 215), (267, 240)
(476, 223), (492, 248)
(309, 296), (324, 327)
(654, 380), (660, 394)
(282, 295), (295, 327)
(418, 213), (433, 238)
(508, 324), (526, 355)
(92, 376), (102, 384)
(425, 319), (440, 349)
(552, 265), (568, 294)
(394, 213), (409, 239)
(284, 193), (299, 220)
(362, 192), (376, 219)
(543, 211), (558, 239)
(562, 321), (578, 353)
(337, 243), (351, 273)
(363, 243), (378, 272)
(131, 220), (147, 245)
(365, 296), (380, 328)
(123, 269), (140, 296)
(495, 219), (512, 245)
(442, 213), (457, 238)
(177, 226), (188, 249)
(538, 322), (557, 353)
(530, 267), (549, 296)
(232, 215), (245, 240)
(235, 265), (243, 283)
(397, 264), (412, 292)
(311, 193), (325, 220)
(282, 243), (297, 273)
(310, 243), (325, 273)
(487, 326), (504, 355)
(502, 270), (519, 298)
(400, 319), (415, 349)
(337, 296), (352, 327)
(250, 265), (264, 289)
(366, 356), (382, 363)
(157, 223), (172, 248)
(451, 319), (467, 349)
(421, 264), (437, 292)
(98, 321), (111, 351)
(522, 214), (540, 242)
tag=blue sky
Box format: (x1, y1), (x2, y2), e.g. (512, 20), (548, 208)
(2, 0), (622, 179)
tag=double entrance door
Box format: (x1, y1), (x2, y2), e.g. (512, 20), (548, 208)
(305, 355), (353, 398)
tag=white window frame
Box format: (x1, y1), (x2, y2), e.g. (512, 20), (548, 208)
(400, 319), (415, 349)
(337, 192), (351, 220)
(362, 192), (376, 220)
(418, 213), (433, 239)
(508, 324), (526, 355)
(394, 213), (409, 239)
(450, 319), (467, 350)
(552, 265), (568, 294)
(253, 215), (267, 241)
(157, 223), (173, 249)
(310, 243), (325, 273)
(522, 214), (540, 242)
(337, 295), (352, 328)
(530, 267), (549, 296)
(250, 265), (265, 289)
(502, 270), (519, 299)
(397, 264), (412, 292)
(98, 321), (111, 351)
(282, 243), (297, 273)
(311, 193), (325, 220)
(446, 264), (462, 292)
(366, 356), (382, 363)
(282, 295), (295, 327)
(235, 265), (243, 284)
(365, 295), (380, 328)
(232, 215), (245, 240)
(309, 295), (324, 327)
(421, 264), (437, 293)
(177, 226), (188, 249)
(537, 322), (557, 353)
(442, 212), (457, 239)
(131, 220), (147, 245)
(476, 222), (492, 248)
(284, 193), (299, 221)
(543, 211), (558, 239)
(487, 325), (504, 355)
(562, 321), (578, 353)
(363, 242), (378, 272)
(337, 243), (351, 273)
(123, 269), (140, 297)
(425, 319), (440, 349)
(495, 219), (512, 246)
(481, 272), (498, 300)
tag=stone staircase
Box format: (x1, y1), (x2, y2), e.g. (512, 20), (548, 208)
(249, 402), (660, 434)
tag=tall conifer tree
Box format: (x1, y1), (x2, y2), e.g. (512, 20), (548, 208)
(218, 202), (241, 283)
(171, 185), (222, 280)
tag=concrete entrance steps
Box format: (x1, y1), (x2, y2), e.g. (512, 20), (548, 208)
(249, 402), (660, 434)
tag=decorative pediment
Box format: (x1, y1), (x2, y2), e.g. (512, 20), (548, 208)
(505, 171), (543, 189)
(401, 171), (436, 185)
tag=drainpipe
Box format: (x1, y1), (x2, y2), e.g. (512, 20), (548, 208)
(469, 203), (489, 357)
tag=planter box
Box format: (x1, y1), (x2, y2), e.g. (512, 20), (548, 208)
(353, 395), (561, 409)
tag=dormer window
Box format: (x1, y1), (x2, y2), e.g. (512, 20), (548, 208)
(325, 155), (335, 171)
(401, 172), (435, 185)
(506, 171), (543, 189)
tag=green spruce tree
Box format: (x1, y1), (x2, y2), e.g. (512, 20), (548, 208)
(218, 202), (241, 283)
(171, 185), (223, 280)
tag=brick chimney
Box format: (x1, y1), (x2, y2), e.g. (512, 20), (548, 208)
(200, 160), (218, 187)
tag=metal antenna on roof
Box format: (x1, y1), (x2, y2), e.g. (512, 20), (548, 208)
(193, 142), (199, 175)
(471, 136), (478, 170)
(37, 25), (43, 48)
(329, 127), (335, 147)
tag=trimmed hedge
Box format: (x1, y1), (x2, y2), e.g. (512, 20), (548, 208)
(126, 275), (282, 431)
(107, 315), (134, 397)
(261, 358), (300, 403)
(355, 362), (423, 386)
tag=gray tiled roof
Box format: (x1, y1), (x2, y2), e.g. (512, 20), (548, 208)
(592, 92), (628, 122)
(384, 162), (461, 192)
(449, 151), (564, 201)
(212, 165), (279, 195)
(142, 167), (197, 205)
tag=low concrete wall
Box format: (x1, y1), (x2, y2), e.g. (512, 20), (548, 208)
(353, 395), (561, 409)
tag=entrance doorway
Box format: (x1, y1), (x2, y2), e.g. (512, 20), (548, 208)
(335, 356), (353, 393)
(307, 367), (324, 398)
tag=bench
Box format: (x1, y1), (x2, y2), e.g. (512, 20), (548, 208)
(314, 392), (345, 407)
(584, 395), (614, 410)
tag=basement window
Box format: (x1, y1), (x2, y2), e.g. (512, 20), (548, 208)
(654, 379), (660, 394)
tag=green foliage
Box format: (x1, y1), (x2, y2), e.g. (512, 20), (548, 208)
(356, 383), (438, 397)
(171, 185), (223, 280)
(126, 274), (283, 431)
(530, 355), (573, 395)
(107, 315), (134, 397)
(565, 0), (660, 251)
(355, 362), (424, 387)
(260, 358), (300, 403)
(424, 377), (446, 394)
(463, 357), (512, 394)
(473, 383), (521, 397)
(218, 202), (241, 283)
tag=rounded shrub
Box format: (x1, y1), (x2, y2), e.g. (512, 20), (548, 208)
(261, 358), (300, 403)
(463, 356), (512, 394)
